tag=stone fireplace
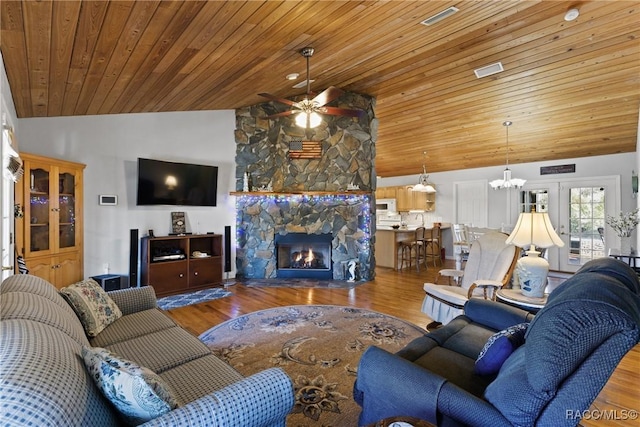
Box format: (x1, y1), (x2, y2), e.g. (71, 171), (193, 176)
(234, 91), (377, 281)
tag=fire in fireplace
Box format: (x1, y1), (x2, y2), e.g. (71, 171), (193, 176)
(275, 233), (332, 279)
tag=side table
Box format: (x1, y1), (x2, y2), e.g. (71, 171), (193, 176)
(608, 249), (640, 274)
(496, 288), (548, 314)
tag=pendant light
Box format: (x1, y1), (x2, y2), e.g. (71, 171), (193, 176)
(413, 151), (436, 193)
(489, 121), (526, 190)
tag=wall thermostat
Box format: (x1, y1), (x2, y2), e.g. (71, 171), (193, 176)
(99, 195), (118, 205)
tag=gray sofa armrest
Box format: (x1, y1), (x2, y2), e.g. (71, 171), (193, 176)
(354, 346), (446, 426)
(107, 286), (157, 315)
(141, 368), (294, 427)
(355, 346), (511, 427)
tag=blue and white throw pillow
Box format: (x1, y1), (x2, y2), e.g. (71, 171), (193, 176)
(475, 322), (529, 375)
(82, 347), (179, 425)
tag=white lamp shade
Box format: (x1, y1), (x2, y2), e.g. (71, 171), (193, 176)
(506, 211), (564, 248)
(413, 182), (436, 193)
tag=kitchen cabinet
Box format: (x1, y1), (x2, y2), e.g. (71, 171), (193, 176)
(16, 153), (85, 288)
(377, 185), (437, 211)
(396, 186), (413, 211)
(387, 185), (436, 212)
(375, 186), (397, 199)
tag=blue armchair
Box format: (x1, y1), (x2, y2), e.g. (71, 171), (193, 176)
(354, 258), (640, 426)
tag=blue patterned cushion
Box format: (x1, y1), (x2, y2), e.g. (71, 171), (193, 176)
(475, 322), (528, 375)
(82, 347), (179, 425)
(60, 278), (122, 337)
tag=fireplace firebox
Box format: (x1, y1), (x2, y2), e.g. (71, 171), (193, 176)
(275, 233), (332, 279)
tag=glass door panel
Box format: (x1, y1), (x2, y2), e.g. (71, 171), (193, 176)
(558, 177), (618, 273)
(58, 172), (76, 249)
(567, 187), (606, 266)
(519, 189), (549, 213)
(29, 167), (50, 253)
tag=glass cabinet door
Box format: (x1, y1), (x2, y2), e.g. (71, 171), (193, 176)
(29, 166), (51, 253)
(58, 171), (76, 249)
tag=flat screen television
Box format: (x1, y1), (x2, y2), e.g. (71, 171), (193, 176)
(136, 158), (218, 206)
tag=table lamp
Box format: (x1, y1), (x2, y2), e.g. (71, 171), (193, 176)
(505, 208), (564, 297)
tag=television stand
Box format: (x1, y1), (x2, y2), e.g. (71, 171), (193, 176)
(140, 234), (223, 297)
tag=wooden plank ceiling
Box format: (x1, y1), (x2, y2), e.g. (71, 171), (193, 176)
(1, 0), (639, 177)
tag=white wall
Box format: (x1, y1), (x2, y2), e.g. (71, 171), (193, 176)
(379, 153), (637, 225)
(379, 152), (638, 258)
(17, 111), (236, 279)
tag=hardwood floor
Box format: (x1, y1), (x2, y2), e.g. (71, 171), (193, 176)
(165, 260), (640, 426)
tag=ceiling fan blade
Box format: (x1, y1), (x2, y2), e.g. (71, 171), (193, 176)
(319, 106), (365, 118)
(258, 92), (297, 106)
(264, 110), (295, 119)
(312, 86), (344, 107)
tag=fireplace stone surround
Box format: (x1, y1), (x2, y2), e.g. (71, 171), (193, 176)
(235, 193), (372, 280)
(234, 91), (377, 281)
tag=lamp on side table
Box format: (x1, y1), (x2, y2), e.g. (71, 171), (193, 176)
(506, 208), (564, 298)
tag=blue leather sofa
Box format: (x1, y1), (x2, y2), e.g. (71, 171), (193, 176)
(354, 258), (640, 426)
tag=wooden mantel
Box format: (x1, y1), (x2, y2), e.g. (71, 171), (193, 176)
(229, 191), (371, 197)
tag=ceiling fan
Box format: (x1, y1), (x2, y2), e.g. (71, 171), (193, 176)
(259, 47), (364, 128)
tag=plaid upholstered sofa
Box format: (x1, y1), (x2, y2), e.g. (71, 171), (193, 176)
(0, 274), (294, 426)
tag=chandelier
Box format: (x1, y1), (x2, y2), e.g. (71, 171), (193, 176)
(413, 151), (436, 193)
(489, 121), (526, 190)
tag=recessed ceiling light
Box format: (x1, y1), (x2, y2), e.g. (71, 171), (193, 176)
(474, 62), (504, 78)
(286, 73), (299, 80)
(564, 8), (579, 21)
(420, 6), (459, 26)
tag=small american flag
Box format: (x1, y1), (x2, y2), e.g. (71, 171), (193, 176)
(289, 140), (322, 159)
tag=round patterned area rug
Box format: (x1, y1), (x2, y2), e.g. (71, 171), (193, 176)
(199, 305), (426, 427)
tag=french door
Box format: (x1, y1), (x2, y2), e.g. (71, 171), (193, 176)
(557, 177), (619, 272)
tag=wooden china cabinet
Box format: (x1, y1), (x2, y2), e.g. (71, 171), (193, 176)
(15, 153), (85, 288)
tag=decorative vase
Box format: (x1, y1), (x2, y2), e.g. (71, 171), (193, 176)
(517, 249), (549, 298)
(620, 235), (633, 255)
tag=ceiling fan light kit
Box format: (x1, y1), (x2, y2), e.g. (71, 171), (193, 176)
(489, 121), (526, 190)
(295, 111), (322, 128)
(259, 47), (364, 129)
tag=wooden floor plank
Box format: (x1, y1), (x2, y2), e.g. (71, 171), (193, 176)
(165, 261), (640, 426)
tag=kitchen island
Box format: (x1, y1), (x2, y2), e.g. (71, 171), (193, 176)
(375, 224), (450, 270)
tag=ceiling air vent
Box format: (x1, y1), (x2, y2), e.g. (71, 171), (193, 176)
(474, 62), (504, 78)
(421, 7), (459, 26)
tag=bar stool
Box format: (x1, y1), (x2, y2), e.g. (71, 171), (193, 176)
(399, 239), (413, 270)
(424, 225), (441, 267)
(399, 227), (427, 272)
